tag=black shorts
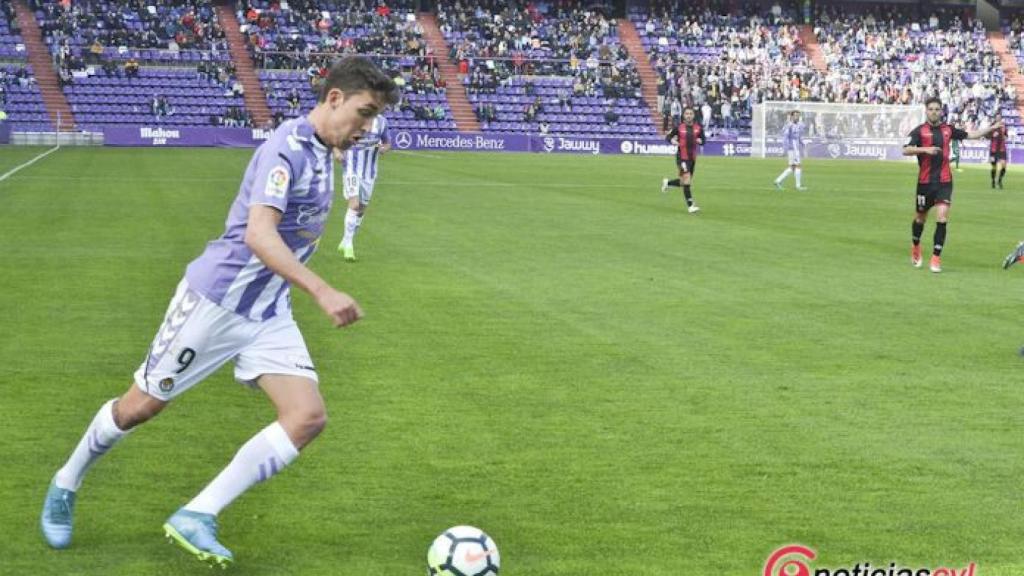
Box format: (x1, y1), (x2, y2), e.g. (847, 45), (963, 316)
(990, 151), (1007, 163)
(676, 157), (696, 175)
(915, 182), (953, 212)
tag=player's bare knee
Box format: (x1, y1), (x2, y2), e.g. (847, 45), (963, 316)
(116, 402), (163, 430)
(305, 409), (327, 439)
(281, 405), (327, 446)
(113, 393), (166, 430)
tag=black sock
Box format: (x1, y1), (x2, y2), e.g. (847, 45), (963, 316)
(992, 167), (997, 183)
(912, 220), (924, 245)
(683, 185), (694, 206)
(933, 222), (947, 256)
(1000, 167), (1006, 184)
(667, 178), (680, 187)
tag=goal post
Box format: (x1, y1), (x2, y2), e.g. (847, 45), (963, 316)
(751, 101), (926, 160)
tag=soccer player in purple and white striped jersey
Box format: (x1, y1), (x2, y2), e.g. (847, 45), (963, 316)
(40, 57), (398, 566)
(774, 110), (806, 190)
(336, 114), (390, 261)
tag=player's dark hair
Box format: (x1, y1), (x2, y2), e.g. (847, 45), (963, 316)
(924, 97), (942, 109)
(318, 56), (399, 105)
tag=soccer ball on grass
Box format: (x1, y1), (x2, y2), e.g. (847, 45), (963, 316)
(426, 525), (499, 576)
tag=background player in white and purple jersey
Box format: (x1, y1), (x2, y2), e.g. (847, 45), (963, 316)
(40, 56), (398, 567)
(774, 110), (806, 190)
(335, 114), (390, 261)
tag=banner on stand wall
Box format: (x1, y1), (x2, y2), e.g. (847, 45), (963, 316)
(101, 127), (1016, 163)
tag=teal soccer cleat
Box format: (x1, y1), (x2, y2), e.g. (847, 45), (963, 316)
(41, 478), (76, 549)
(1002, 241), (1024, 270)
(163, 508), (234, 568)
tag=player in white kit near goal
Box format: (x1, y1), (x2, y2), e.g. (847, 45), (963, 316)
(774, 110), (806, 190)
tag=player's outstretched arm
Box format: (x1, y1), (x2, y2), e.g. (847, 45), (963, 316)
(245, 204), (363, 328)
(903, 145), (940, 156)
(965, 122), (1003, 140)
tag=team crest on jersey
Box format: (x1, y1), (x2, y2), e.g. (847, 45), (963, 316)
(158, 378), (174, 393)
(265, 166), (290, 199)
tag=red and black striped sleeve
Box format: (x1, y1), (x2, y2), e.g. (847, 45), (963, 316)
(906, 125), (922, 148)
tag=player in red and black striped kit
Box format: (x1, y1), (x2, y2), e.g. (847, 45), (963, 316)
(903, 97), (1002, 273)
(989, 113), (1008, 189)
(661, 107), (705, 214)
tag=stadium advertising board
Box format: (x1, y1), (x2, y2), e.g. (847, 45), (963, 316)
(104, 126), (266, 147)
(101, 127), (1019, 163)
(765, 139), (1001, 163)
(104, 127), (748, 157)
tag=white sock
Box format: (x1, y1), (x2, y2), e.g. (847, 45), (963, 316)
(55, 399), (129, 491)
(184, 421), (299, 516)
(795, 168), (802, 187)
(775, 168), (792, 184)
(341, 208), (360, 248)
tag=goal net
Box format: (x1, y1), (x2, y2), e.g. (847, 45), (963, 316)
(751, 101), (926, 160)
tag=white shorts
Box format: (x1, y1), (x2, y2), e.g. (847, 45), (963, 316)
(133, 279), (318, 401)
(787, 150), (802, 165)
(343, 174), (376, 205)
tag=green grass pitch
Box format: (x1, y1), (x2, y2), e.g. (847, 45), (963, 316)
(1, 147), (1022, 575)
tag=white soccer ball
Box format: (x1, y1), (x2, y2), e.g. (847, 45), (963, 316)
(426, 525), (500, 576)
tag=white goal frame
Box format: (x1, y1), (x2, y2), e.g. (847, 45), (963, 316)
(752, 101), (926, 159)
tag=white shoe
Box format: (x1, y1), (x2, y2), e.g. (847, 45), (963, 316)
(796, 186), (807, 191)
(661, 178), (669, 193)
(688, 205), (701, 214)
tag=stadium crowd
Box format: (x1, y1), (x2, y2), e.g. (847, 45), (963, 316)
(34, 0), (227, 59)
(4, 0), (1020, 138)
(641, 0), (1010, 134)
(440, 0), (643, 103)
(814, 3), (1006, 128)
(237, 0), (425, 69)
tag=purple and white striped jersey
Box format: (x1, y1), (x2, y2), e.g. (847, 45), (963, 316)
(184, 116), (334, 321)
(782, 121), (804, 152)
(343, 116), (389, 181)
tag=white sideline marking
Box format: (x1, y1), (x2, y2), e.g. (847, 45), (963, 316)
(392, 150), (444, 159)
(0, 145), (60, 182)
